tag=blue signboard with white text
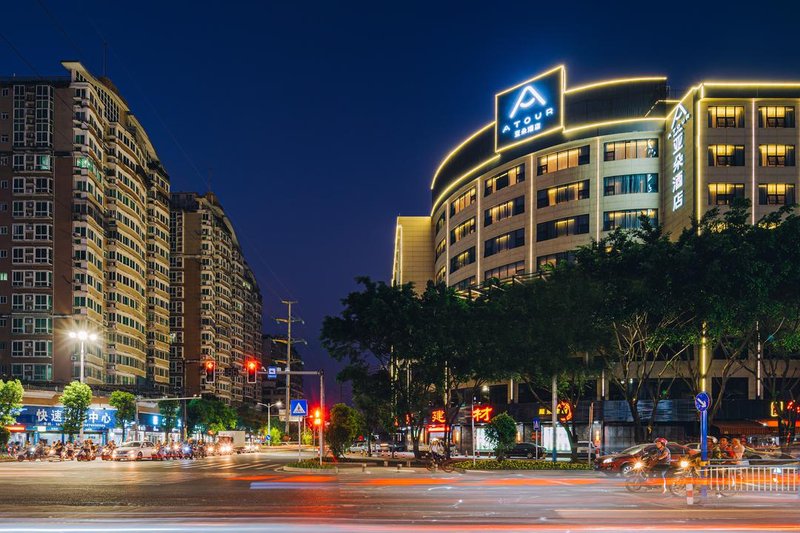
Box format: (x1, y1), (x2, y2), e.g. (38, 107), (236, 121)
(16, 405), (117, 432)
(495, 66), (564, 152)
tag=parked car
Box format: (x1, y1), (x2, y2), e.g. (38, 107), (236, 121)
(506, 442), (546, 459)
(348, 441), (377, 455)
(112, 441), (158, 461)
(594, 443), (691, 476)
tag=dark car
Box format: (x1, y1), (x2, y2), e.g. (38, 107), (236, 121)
(594, 443), (691, 476)
(506, 442), (546, 459)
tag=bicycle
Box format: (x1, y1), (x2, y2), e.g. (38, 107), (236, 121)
(426, 453), (455, 473)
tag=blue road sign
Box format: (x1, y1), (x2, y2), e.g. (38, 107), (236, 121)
(695, 391), (711, 412)
(265, 435), (271, 441)
(533, 417), (541, 431)
(267, 366), (278, 380)
(290, 399), (308, 417)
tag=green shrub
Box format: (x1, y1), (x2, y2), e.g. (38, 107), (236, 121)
(450, 459), (592, 470)
(287, 459), (336, 469)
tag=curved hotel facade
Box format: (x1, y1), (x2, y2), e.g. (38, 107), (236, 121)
(392, 67), (800, 430)
(393, 66), (800, 293)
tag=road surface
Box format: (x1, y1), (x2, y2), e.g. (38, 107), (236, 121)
(1, 450), (798, 532)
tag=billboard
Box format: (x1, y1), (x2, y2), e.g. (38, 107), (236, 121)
(495, 66), (565, 152)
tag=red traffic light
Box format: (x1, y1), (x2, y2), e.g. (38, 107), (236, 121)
(246, 360), (258, 384)
(204, 360), (216, 384)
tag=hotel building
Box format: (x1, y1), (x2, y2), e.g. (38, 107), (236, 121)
(392, 66), (800, 441)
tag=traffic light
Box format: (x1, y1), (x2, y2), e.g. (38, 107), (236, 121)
(246, 360), (258, 384)
(312, 408), (322, 426)
(204, 360), (216, 384)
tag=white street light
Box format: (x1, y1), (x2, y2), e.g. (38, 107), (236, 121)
(68, 330), (98, 385)
(257, 401), (282, 446)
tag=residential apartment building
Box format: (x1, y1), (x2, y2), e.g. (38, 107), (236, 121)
(0, 61), (170, 390)
(169, 192), (263, 406)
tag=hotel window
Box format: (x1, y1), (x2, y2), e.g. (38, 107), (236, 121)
(708, 145), (745, 167)
(707, 106), (744, 128)
(485, 164), (524, 196)
(485, 196), (524, 226)
(435, 265), (446, 283)
(603, 209), (658, 231)
(484, 228), (525, 257)
(603, 139), (658, 161)
(537, 146), (590, 175)
(450, 217), (476, 245)
(758, 183), (796, 205)
(759, 106), (795, 128)
(450, 247), (475, 274)
(537, 214), (589, 242)
(450, 187), (476, 216)
(537, 251), (577, 271)
(604, 173), (658, 196)
(451, 276), (476, 290)
(707, 183), (745, 205)
(759, 145), (795, 167)
(435, 211), (446, 235)
(435, 237), (446, 260)
(484, 260), (525, 281)
(537, 179), (590, 208)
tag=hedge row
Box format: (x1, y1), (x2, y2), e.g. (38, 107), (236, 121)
(451, 459), (593, 470)
(286, 459), (336, 469)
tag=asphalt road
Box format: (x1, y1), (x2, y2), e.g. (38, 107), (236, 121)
(1, 450), (799, 532)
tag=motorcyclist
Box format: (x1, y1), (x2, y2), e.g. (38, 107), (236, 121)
(650, 437), (672, 493)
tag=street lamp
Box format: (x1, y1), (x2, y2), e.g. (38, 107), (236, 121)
(257, 401), (282, 446)
(68, 329), (98, 384)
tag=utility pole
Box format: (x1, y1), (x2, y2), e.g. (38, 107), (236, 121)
(275, 301), (305, 434)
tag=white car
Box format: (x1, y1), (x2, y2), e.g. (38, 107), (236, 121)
(112, 441), (158, 461)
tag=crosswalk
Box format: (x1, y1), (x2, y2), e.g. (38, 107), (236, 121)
(154, 457), (283, 471)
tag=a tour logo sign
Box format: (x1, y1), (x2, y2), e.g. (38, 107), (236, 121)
(669, 103), (691, 211)
(496, 66), (564, 152)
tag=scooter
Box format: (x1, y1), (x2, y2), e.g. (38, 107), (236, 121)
(624, 456), (671, 493)
(17, 445), (45, 462)
(100, 446), (115, 461)
(76, 446), (96, 461)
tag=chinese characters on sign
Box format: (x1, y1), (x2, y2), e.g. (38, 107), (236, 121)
(471, 405), (493, 423)
(430, 409), (446, 424)
(668, 103), (691, 211)
(21, 406), (115, 430)
(496, 68), (563, 151)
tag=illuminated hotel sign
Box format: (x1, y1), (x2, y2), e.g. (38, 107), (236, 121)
(668, 103), (691, 211)
(495, 66), (564, 152)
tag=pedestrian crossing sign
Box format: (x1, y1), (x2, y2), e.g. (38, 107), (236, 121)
(290, 399), (308, 417)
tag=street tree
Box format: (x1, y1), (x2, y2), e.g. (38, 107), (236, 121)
(187, 397), (237, 435)
(338, 365), (395, 457)
(416, 283), (508, 458)
(325, 403), (363, 458)
(0, 379), (24, 449)
(109, 391), (136, 442)
(159, 400), (180, 440)
(61, 381), (92, 440)
(494, 266), (605, 459)
(321, 277), (438, 458)
(575, 220), (692, 442)
(485, 412), (517, 461)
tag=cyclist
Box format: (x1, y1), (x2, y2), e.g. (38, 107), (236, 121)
(651, 437), (672, 493)
(430, 438), (445, 462)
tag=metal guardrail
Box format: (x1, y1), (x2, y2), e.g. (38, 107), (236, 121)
(706, 465), (798, 493)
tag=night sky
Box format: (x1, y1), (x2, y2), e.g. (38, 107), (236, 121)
(4, 1), (800, 403)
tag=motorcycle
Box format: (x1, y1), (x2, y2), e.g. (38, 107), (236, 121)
(17, 446), (42, 462)
(76, 446), (96, 461)
(100, 446), (115, 461)
(182, 444), (195, 459)
(624, 456), (671, 493)
(669, 457), (702, 497)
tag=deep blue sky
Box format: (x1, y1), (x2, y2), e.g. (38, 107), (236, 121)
(5, 1), (800, 403)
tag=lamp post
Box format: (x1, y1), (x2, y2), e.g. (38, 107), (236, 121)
(68, 329), (98, 442)
(257, 402), (282, 446)
(68, 329), (98, 384)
